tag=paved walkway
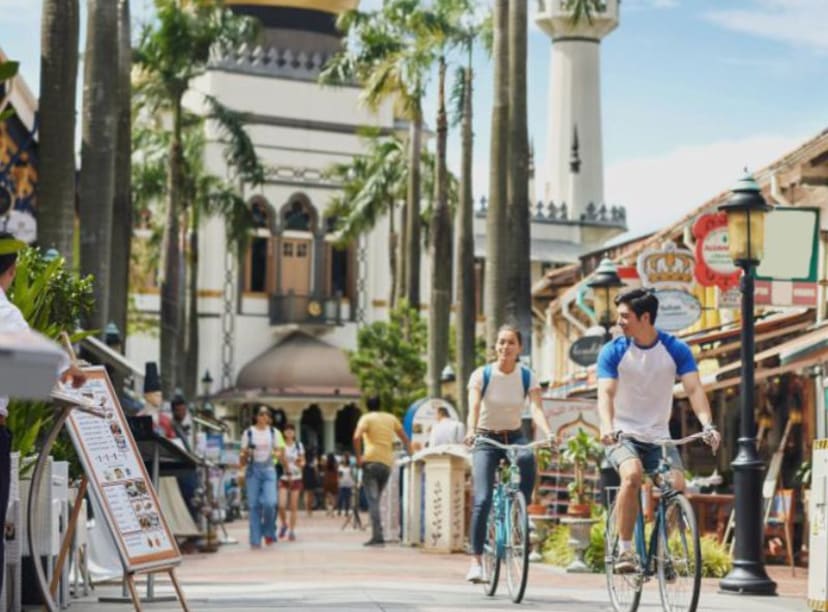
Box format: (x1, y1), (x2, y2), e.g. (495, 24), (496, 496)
(67, 512), (810, 611)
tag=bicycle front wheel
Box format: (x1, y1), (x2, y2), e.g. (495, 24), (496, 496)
(482, 510), (500, 596)
(605, 497), (643, 612)
(504, 491), (529, 603)
(657, 494), (701, 612)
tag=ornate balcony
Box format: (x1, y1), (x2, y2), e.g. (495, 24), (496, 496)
(269, 293), (343, 327)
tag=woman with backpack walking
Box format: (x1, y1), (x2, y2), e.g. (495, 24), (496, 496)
(463, 325), (554, 582)
(240, 406), (285, 548)
(277, 423), (305, 540)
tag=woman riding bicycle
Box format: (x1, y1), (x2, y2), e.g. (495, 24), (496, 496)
(464, 325), (554, 583)
(597, 288), (721, 573)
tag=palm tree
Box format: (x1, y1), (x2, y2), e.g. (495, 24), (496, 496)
(109, 0), (132, 348)
(506, 0), (531, 355)
(133, 0), (260, 395)
(78, 0), (118, 333)
(37, 0), (79, 264)
(484, 0), (510, 350)
(321, 0), (435, 310)
(325, 131), (407, 307)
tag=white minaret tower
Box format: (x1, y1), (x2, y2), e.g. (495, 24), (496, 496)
(536, 0), (619, 222)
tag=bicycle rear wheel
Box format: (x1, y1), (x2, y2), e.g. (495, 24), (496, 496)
(482, 510), (500, 596)
(504, 491), (529, 603)
(657, 494), (701, 612)
(605, 497), (643, 612)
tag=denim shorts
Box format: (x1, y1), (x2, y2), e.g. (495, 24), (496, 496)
(605, 438), (683, 474)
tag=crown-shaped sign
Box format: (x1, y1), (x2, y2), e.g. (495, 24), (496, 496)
(636, 241), (695, 289)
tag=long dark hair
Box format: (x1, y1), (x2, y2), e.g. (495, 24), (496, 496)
(325, 452), (337, 472)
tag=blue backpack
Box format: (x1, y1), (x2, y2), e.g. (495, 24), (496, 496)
(481, 363), (531, 398)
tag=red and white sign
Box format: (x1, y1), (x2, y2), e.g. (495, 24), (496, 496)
(692, 212), (741, 290)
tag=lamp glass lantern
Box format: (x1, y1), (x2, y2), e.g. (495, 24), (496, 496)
(201, 370), (214, 398)
(719, 173), (772, 264)
(587, 259), (625, 329)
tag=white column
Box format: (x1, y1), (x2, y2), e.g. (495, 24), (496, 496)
(323, 415), (336, 453)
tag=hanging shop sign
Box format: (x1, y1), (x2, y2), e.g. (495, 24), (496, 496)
(652, 289), (702, 332)
(637, 241), (695, 291)
(403, 397), (459, 451)
(568, 335), (605, 367)
(756, 207), (820, 307)
(717, 286), (741, 309)
(692, 212), (741, 290)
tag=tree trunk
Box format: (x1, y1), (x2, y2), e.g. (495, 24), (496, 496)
(484, 0), (510, 350)
(37, 0), (79, 264)
(507, 0), (531, 357)
(405, 110), (422, 310)
(78, 0), (118, 334)
(456, 54), (475, 420)
(109, 0), (131, 348)
(184, 205), (199, 399)
(388, 199), (397, 308)
(428, 56), (452, 398)
(396, 200), (407, 309)
(160, 98), (183, 396)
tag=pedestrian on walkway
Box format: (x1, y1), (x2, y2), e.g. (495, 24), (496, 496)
(302, 448), (319, 517)
(322, 453), (339, 516)
(0, 234), (87, 595)
(353, 397), (411, 546)
(240, 406), (285, 548)
(336, 452), (356, 515)
(278, 423), (304, 541)
(464, 324), (554, 583)
(428, 406), (465, 447)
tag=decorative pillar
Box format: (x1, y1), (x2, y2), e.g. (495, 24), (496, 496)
(323, 413), (336, 454)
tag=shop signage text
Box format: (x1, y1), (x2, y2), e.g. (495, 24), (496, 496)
(692, 212), (741, 290)
(569, 335), (604, 367)
(653, 289), (702, 331)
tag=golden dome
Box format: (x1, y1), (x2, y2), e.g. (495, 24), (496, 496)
(224, 0), (358, 13)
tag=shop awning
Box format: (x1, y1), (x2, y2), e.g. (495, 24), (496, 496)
(214, 330), (360, 403)
(676, 321), (828, 397)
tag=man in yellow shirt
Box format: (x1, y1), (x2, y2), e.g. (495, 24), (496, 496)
(352, 397), (411, 546)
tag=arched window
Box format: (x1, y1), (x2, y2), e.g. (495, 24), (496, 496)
(281, 196), (318, 233)
(245, 198), (274, 293)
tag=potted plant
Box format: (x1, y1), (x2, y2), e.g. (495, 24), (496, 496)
(528, 446), (554, 516)
(561, 429), (603, 518)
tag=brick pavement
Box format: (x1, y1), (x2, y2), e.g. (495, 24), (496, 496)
(68, 512), (810, 611)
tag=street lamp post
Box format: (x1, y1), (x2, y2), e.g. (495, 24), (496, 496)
(586, 258), (625, 341)
(718, 173), (776, 595)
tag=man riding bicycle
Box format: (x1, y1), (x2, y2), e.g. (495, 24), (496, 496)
(597, 288), (721, 573)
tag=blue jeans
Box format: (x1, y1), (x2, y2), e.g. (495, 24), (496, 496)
(362, 462), (391, 541)
(336, 486), (353, 514)
(470, 432), (536, 555)
(246, 462), (277, 546)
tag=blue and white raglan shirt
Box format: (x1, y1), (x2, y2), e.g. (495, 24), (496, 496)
(596, 330), (697, 441)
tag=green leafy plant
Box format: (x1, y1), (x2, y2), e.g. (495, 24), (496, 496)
(561, 429), (603, 505)
(348, 300), (427, 416)
(795, 460), (812, 488)
(698, 535), (733, 578)
(6, 248), (94, 475)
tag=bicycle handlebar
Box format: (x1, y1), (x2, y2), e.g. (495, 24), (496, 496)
(615, 430), (709, 447)
(473, 436), (554, 452)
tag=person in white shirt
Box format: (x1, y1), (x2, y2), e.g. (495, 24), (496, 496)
(0, 233), (86, 594)
(428, 406), (465, 447)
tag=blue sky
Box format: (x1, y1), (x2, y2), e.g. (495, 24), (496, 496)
(2, 0), (827, 240)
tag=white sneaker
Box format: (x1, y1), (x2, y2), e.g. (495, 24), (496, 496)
(465, 563), (485, 583)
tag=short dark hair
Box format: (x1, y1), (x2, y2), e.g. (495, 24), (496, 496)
(366, 396), (381, 412)
(0, 232), (19, 276)
(283, 423), (295, 432)
(614, 287), (659, 324)
(437, 406), (450, 418)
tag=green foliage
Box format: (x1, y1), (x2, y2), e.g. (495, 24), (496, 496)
(561, 429), (603, 504)
(698, 535), (733, 578)
(6, 248), (95, 473)
(0, 60), (19, 121)
(795, 460), (812, 488)
(545, 515), (733, 578)
(348, 301), (427, 416)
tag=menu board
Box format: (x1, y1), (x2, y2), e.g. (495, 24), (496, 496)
(63, 367), (181, 571)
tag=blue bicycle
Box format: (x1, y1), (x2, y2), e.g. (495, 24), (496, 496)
(605, 431), (710, 612)
(476, 437), (551, 604)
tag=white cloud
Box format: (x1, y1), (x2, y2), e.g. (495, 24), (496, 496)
(705, 0), (828, 53)
(604, 133), (807, 239)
